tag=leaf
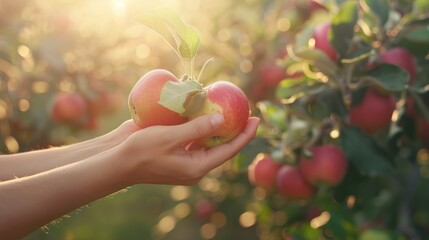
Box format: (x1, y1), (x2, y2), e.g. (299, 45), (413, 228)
(404, 27), (429, 44)
(293, 49), (339, 77)
(361, 0), (390, 27)
(257, 101), (288, 130)
(159, 80), (204, 115)
(410, 68), (429, 93)
(340, 127), (394, 177)
(178, 26), (200, 59)
(364, 64), (409, 92)
(182, 91), (206, 116)
(136, 7), (200, 59)
(330, 1), (358, 57)
(276, 77), (323, 102)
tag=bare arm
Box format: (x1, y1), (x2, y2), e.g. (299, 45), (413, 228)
(0, 120), (139, 181)
(0, 115), (260, 239)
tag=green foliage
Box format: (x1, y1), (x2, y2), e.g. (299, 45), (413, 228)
(340, 127), (394, 177)
(136, 7), (200, 60)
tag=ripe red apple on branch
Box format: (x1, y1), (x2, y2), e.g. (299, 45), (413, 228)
(312, 22), (338, 62)
(248, 154), (282, 192)
(276, 165), (316, 200)
(348, 88), (396, 134)
(299, 144), (348, 187)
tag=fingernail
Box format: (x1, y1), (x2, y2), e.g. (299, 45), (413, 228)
(210, 114), (224, 127)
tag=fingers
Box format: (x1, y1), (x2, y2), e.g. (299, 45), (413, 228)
(170, 114), (225, 146)
(198, 117), (260, 172)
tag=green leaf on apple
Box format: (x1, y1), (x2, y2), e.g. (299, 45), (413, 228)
(363, 64), (409, 92)
(159, 80), (205, 116)
(136, 7), (200, 59)
(340, 127), (394, 177)
(330, 1), (358, 58)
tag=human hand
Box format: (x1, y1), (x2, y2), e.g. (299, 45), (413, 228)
(115, 114), (260, 186)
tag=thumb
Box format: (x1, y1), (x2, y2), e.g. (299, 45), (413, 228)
(172, 114), (224, 145)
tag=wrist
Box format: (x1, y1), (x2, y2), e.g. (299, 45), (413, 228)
(108, 144), (140, 187)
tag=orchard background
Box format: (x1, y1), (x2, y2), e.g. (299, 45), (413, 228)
(1, 0), (428, 239)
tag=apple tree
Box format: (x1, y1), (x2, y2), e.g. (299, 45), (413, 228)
(242, 0), (429, 239)
(0, 0), (146, 153)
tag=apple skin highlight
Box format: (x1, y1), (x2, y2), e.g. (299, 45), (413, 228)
(128, 69), (188, 129)
(190, 81), (250, 148)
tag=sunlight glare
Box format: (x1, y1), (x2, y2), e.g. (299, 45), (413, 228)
(112, 0), (127, 15)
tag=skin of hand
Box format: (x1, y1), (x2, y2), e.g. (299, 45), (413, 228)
(0, 120), (140, 181)
(0, 114), (260, 239)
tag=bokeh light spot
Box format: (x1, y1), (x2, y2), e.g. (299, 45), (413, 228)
(5, 136), (19, 153)
(157, 215), (176, 234)
(17, 45), (31, 58)
(277, 18), (291, 32)
(329, 129), (340, 139)
(32, 81), (50, 94)
(239, 211), (256, 228)
(19, 99), (30, 112)
(239, 59), (253, 73)
(136, 44), (151, 59)
(310, 211), (330, 229)
(200, 223), (217, 239)
(173, 203), (191, 219)
(170, 186), (190, 201)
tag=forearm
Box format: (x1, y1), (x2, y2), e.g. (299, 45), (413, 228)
(0, 133), (121, 181)
(0, 146), (131, 239)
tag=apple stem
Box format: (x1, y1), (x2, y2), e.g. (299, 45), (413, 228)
(196, 57), (215, 83)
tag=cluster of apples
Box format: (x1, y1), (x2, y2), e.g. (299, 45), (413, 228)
(248, 144), (348, 200)
(312, 22), (424, 136)
(128, 69), (251, 148)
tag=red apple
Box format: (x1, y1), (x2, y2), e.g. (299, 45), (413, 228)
(258, 63), (286, 88)
(349, 88), (396, 134)
(51, 92), (87, 123)
(248, 155), (282, 192)
(189, 81), (250, 148)
(379, 47), (416, 82)
(128, 69), (188, 128)
(313, 22), (338, 61)
(276, 165), (316, 200)
(299, 144), (348, 187)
